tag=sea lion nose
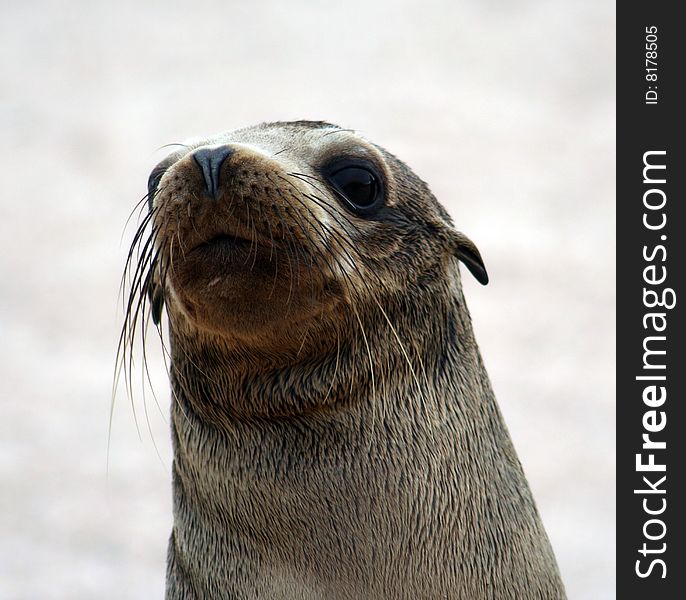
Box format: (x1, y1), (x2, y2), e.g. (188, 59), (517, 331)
(192, 145), (234, 198)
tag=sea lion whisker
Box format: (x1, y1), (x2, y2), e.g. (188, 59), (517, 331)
(152, 258), (202, 398)
(139, 288), (169, 425)
(119, 210), (158, 298)
(297, 220), (333, 304)
(303, 215), (368, 294)
(169, 332), (221, 396)
(295, 323), (311, 358)
(115, 235), (161, 397)
(187, 197), (206, 242)
(120, 192), (153, 244)
(269, 199), (298, 307)
(299, 192), (373, 264)
(321, 127), (355, 138)
(372, 296), (427, 393)
(286, 173), (365, 236)
(138, 300), (167, 469)
(168, 236), (177, 277)
(283, 195), (353, 299)
(274, 179), (364, 277)
(172, 210), (189, 259)
(124, 244), (159, 337)
(123, 251), (163, 397)
(278, 201), (320, 302)
(283, 173), (366, 237)
(119, 223), (160, 308)
(291, 203), (393, 307)
(266, 213), (280, 300)
(262, 196), (276, 265)
(279, 205), (366, 308)
(352, 305), (377, 448)
(248, 196), (260, 271)
(157, 142), (189, 151)
(293, 190), (372, 266)
(280, 201), (308, 291)
(271, 186), (329, 287)
(272, 146), (290, 157)
(254, 189), (271, 256)
(239, 190), (255, 268)
(274, 184), (342, 307)
(275, 195), (419, 407)
(167, 366), (195, 430)
(321, 327), (342, 404)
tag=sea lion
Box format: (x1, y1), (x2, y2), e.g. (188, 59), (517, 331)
(120, 121), (566, 599)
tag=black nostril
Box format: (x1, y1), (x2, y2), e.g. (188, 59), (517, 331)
(192, 146), (234, 198)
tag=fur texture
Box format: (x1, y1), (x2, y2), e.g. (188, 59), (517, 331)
(123, 121), (566, 599)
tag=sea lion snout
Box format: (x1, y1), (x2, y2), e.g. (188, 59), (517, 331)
(191, 145), (235, 198)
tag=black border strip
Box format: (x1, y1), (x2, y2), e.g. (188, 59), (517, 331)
(617, 4), (685, 597)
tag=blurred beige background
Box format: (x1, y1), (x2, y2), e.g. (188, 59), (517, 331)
(0, 0), (615, 598)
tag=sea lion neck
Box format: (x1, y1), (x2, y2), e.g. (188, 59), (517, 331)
(167, 328), (355, 423)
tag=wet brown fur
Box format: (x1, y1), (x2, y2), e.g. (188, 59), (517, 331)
(120, 121), (566, 599)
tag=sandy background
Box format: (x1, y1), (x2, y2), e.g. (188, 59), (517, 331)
(1, 0), (615, 598)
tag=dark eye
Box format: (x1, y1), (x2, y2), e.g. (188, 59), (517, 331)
(147, 166), (167, 210)
(327, 165), (383, 216)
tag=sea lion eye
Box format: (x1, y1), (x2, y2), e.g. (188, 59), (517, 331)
(327, 165), (382, 216)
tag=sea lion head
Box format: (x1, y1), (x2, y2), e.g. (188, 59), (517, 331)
(134, 121), (487, 358)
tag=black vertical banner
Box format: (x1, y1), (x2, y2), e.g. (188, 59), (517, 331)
(617, 3), (686, 599)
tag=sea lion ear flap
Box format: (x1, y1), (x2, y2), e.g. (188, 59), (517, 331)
(148, 271), (165, 326)
(450, 230), (489, 285)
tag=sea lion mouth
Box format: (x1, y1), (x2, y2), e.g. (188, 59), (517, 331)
(183, 232), (279, 273)
(191, 233), (254, 254)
